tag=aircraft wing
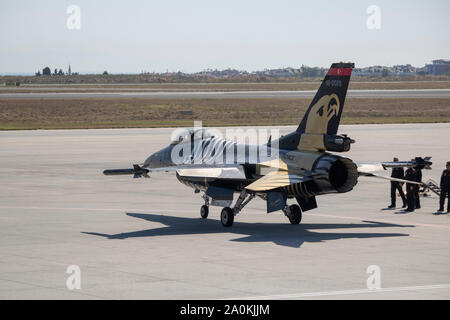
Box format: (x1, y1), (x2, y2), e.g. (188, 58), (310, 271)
(245, 170), (312, 192)
(103, 164), (247, 179)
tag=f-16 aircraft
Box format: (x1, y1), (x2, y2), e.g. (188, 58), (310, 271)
(104, 62), (427, 227)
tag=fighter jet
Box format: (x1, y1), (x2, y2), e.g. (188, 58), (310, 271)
(104, 62), (425, 227)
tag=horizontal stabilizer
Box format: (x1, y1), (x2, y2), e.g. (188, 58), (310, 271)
(356, 163), (385, 174)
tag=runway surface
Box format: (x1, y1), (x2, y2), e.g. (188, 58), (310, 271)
(1, 89), (450, 99)
(0, 123), (450, 299)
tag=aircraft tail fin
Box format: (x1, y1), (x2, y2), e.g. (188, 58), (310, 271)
(293, 62), (354, 152)
(298, 62), (354, 135)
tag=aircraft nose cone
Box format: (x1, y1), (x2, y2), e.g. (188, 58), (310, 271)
(144, 153), (160, 168)
(144, 146), (174, 168)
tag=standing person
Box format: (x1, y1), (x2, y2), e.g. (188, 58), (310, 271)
(404, 167), (416, 212)
(388, 157), (406, 209)
(438, 162), (450, 213)
(414, 167), (422, 209)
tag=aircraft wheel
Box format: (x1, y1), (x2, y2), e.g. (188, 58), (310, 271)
(288, 205), (302, 225)
(200, 205), (209, 219)
(221, 207), (234, 227)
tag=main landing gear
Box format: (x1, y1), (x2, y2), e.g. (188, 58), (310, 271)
(220, 207), (234, 227)
(283, 204), (302, 225)
(200, 191), (303, 227)
(221, 190), (255, 227)
(200, 190), (255, 227)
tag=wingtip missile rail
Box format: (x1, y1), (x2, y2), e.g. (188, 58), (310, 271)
(103, 164), (150, 178)
(381, 157), (433, 170)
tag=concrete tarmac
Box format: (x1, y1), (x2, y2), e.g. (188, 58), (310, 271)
(1, 89), (450, 99)
(0, 123), (449, 299)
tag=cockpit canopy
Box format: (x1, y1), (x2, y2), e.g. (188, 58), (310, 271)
(170, 128), (217, 145)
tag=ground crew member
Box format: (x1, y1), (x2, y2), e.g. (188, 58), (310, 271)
(404, 167), (417, 212)
(388, 157), (406, 209)
(414, 167), (422, 209)
(438, 162), (450, 213)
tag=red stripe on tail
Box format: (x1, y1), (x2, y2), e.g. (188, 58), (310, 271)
(327, 68), (353, 76)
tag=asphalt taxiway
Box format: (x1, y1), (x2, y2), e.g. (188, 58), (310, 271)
(0, 123), (449, 299)
(1, 89), (450, 99)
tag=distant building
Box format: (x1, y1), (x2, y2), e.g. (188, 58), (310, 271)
(416, 67), (428, 75)
(68, 64), (72, 75)
(252, 67), (304, 77)
(354, 66), (384, 76)
(354, 64), (416, 77)
(391, 64), (416, 75)
(426, 59), (450, 75)
(197, 68), (247, 78)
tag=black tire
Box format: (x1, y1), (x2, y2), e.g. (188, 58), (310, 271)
(221, 207), (234, 227)
(200, 205), (209, 219)
(288, 204), (302, 225)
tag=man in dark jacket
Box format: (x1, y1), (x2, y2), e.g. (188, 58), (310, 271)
(404, 167), (417, 212)
(438, 162), (450, 213)
(414, 167), (422, 209)
(388, 158), (406, 208)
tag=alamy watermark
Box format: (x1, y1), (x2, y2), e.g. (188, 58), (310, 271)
(66, 265), (81, 290)
(366, 265), (381, 290)
(169, 121), (280, 166)
(67, 5), (81, 30)
(366, 5), (381, 30)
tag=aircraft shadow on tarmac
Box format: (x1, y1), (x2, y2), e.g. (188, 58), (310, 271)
(83, 213), (414, 248)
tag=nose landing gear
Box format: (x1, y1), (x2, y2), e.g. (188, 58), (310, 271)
(200, 194), (210, 219)
(200, 205), (209, 219)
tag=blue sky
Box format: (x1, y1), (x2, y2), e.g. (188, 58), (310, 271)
(1, 0), (449, 74)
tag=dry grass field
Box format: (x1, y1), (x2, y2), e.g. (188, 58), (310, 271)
(0, 97), (449, 130)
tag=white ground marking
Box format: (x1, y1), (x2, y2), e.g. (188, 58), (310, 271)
(229, 283), (450, 300)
